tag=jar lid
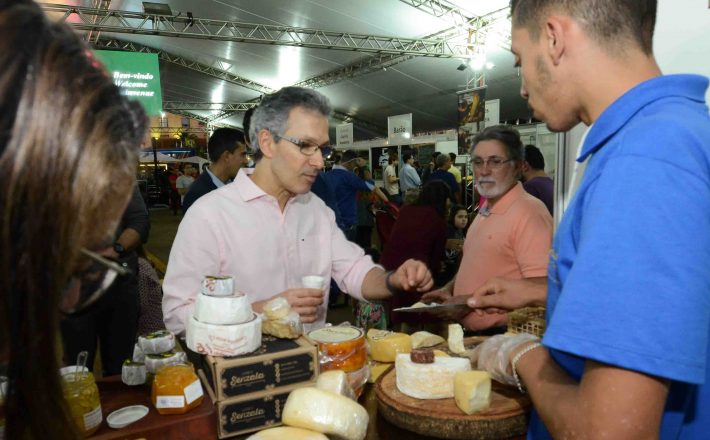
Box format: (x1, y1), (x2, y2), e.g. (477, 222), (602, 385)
(308, 326), (363, 343)
(107, 405), (149, 429)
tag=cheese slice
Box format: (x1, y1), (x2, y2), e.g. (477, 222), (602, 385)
(433, 350), (449, 357)
(262, 310), (302, 339)
(282, 387), (368, 440)
(367, 329), (412, 362)
(316, 370), (355, 399)
(448, 323), (466, 354)
(367, 361), (393, 383)
(454, 371), (491, 415)
(411, 331), (445, 349)
(247, 426), (328, 440)
(395, 353), (471, 399)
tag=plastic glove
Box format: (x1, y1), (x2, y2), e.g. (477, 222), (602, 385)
(470, 333), (540, 385)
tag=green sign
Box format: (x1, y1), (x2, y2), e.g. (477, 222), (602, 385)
(93, 50), (163, 116)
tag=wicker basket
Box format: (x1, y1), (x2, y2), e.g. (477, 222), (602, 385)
(508, 307), (546, 338)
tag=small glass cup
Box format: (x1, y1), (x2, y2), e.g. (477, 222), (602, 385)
(302, 275), (326, 332)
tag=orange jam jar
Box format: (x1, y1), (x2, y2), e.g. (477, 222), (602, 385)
(61, 370), (102, 436)
(151, 363), (204, 415)
(308, 326), (367, 373)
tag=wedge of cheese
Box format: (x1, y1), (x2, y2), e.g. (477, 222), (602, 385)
(411, 331), (445, 349)
(282, 387), (368, 440)
(247, 426), (328, 440)
(454, 371), (491, 415)
(433, 350), (449, 357)
(448, 323), (466, 354)
(367, 329), (412, 362)
(395, 353), (471, 399)
(316, 370), (355, 400)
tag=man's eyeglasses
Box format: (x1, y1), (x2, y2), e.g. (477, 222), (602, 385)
(271, 131), (332, 157)
(472, 156), (514, 170)
(60, 248), (131, 316)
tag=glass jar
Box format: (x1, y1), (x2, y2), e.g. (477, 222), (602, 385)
(61, 370), (102, 436)
(151, 363), (203, 415)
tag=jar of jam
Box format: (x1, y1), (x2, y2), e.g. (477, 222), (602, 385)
(308, 326), (367, 373)
(151, 363), (204, 415)
(61, 369), (102, 436)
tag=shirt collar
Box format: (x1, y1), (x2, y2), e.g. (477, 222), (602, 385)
(205, 167), (225, 188)
(233, 168), (311, 205)
(578, 74), (709, 162)
(332, 164), (348, 171)
(483, 182), (525, 216)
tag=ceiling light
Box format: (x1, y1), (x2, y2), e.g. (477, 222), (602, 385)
(485, 62), (495, 70)
(469, 54), (486, 71)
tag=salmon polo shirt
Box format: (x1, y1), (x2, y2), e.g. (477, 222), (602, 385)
(162, 168), (379, 335)
(454, 182), (553, 298)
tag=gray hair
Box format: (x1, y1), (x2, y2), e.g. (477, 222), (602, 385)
(249, 86), (332, 155)
(471, 125), (524, 162)
(435, 153), (450, 168)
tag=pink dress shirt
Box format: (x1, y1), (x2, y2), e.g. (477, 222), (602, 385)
(162, 169), (378, 335)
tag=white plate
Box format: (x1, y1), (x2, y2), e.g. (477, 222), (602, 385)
(107, 405), (149, 429)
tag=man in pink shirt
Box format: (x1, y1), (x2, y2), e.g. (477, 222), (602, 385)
(162, 87), (433, 335)
(422, 125), (552, 331)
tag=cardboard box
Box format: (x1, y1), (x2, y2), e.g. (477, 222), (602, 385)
(203, 335), (318, 401)
(199, 369), (315, 439)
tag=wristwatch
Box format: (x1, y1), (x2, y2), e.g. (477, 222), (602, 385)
(113, 242), (125, 255)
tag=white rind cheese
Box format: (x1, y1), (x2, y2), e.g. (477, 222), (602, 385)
(246, 426), (328, 440)
(454, 371), (491, 415)
(395, 353), (471, 399)
(193, 292), (253, 325)
(316, 370), (355, 399)
(138, 330), (176, 355)
(262, 297), (291, 320)
(448, 323), (466, 354)
(282, 387), (369, 440)
(411, 331), (445, 349)
(186, 313), (262, 357)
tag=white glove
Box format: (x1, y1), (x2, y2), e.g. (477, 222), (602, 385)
(470, 333), (540, 385)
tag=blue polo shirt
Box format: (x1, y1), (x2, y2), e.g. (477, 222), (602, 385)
(531, 74), (710, 439)
(325, 166), (374, 228)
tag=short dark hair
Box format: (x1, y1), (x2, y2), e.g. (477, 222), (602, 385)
(208, 128), (245, 162)
(449, 152), (457, 161)
(242, 107), (255, 144)
(416, 180), (451, 219)
(342, 149), (359, 163)
(448, 204), (469, 229)
(510, 0), (657, 55)
(524, 144), (545, 170)
(471, 125), (524, 162)
(402, 152), (413, 163)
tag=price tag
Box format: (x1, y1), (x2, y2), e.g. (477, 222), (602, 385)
(156, 395), (185, 409)
(184, 379), (204, 405)
(83, 405), (103, 430)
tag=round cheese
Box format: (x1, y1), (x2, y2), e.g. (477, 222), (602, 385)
(395, 353), (471, 399)
(282, 387), (368, 440)
(144, 350), (187, 374)
(366, 329), (411, 363)
(247, 426), (328, 440)
(186, 313), (262, 357)
(316, 370), (354, 399)
(193, 292), (253, 325)
(200, 275), (234, 297)
(138, 330), (176, 355)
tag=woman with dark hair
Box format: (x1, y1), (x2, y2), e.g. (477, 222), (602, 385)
(438, 204), (470, 285)
(0, 1), (147, 437)
(380, 181), (450, 327)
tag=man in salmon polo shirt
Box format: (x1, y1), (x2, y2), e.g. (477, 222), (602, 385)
(162, 86), (433, 335)
(422, 124), (552, 332)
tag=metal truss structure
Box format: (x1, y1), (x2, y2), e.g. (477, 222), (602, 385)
(163, 102), (258, 112)
(43, 3), (469, 57)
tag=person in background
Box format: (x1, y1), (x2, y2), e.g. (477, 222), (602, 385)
(163, 87), (433, 335)
(421, 151), (441, 183)
(175, 163), (195, 207)
(470, 1), (710, 438)
(429, 153), (460, 203)
(0, 1), (147, 436)
(383, 152), (401, 204)
(167, 165), (181, 215)
(447, 152), (462, 186)
(354, 166), (377, 250)
(422, 125), (552, 332)
(438, 204), (468, 285)
(399, 151), (421, 198)
(61, 185), (150, 376)
(521, 144), (553, 215)
(182, 128), (248, 213)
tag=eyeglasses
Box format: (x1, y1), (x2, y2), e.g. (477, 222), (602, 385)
(471, 156), (514, 170)
(271, 131), (332, 157)
(60, 248), (131, 316)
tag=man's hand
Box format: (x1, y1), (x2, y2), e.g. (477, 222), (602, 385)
(467, 277), (547, 316)
(390, 259), (433, 292)
(278, 288), (324, 323)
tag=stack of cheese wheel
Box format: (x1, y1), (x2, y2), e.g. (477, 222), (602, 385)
(134, 330), (187, 376)
(186, 275), (261, 357)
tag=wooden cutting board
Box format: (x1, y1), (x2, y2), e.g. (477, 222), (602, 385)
(375, 337), (531, 440)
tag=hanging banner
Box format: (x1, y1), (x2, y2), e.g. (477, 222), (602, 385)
(336, 123), (353, 147)
(387, 113), (413, 144)
(484, 99), (500, 128)
(457, 87), (487, 154)
(93, 50), (163, 116)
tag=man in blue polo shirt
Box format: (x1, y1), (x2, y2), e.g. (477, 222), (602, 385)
(468, 1), (710, 439)
(326, 150), (388, 242)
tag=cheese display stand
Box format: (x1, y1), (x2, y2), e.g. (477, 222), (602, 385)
(374, 337), (531, 440)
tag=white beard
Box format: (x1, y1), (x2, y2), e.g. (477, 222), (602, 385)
(477, 179), (516, 200)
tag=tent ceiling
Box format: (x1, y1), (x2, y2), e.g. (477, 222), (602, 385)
(45, 0), (532, 141)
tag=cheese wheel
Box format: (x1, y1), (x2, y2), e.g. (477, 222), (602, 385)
(247, 426), (328, 440)
(132, 343), (145, 363)
(193, 292), (253, 325)
(448, 323), (466, 354)
(186, 313), (262, 357)
(200, 275), (234, 297)
(121, 361), (146, 386)
(454, 371), (491, 415)
(263, 297), (290, 320)
(282, 387), (368, 440)
(316, 370), (354, 399)
(395, 353), (471, 399)
(144, 350), (187, 374)
(411, 331), (445, 349)
(138, 330), (176, 355)
(366, 329), (411, 363)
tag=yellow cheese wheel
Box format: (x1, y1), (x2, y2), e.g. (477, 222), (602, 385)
(367, 329), (412, 363)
